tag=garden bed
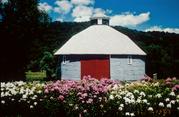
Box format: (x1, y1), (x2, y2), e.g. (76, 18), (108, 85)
(1, 76), (179, 117)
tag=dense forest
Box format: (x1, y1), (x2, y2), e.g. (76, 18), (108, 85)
(0, 0), (179, 81)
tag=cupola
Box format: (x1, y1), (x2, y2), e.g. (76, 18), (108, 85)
(90, 15), (110, 25)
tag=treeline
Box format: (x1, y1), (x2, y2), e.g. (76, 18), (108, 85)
(0, 0), (179, 81)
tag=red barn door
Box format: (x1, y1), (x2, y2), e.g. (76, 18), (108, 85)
(81, 56), (110, 80)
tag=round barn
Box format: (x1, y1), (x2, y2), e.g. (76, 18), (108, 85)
(54, 16), (146, 80)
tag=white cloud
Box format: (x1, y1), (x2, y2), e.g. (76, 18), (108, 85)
(74, 16), (91, 22)
(93, 8), (106, 17)
(72, 5), (112, 22)
(1, 0), (8, 4)
(110, 12), (150, 26)
(72, 5), (93, 22)
(38, 2), (52, 12)
(106, 9), (112, 14)
(56, 17), (64, 22)
(54, 0), (73, 14)
(71, 0), (94, 5)
(145, 26), (179, 34)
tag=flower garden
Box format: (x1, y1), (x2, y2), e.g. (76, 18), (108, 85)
(1, 76), (179, 117)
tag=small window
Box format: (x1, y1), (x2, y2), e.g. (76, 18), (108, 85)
(91, 19), (98, 25)
(128, 56), (132, 65)
(62, 55), (66, 64)
(102, 19), (109, 25)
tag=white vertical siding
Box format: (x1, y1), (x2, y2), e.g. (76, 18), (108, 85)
(61, 60), (80, 80)
(110, 56), (145, 81)
(58, 56), (81, 80)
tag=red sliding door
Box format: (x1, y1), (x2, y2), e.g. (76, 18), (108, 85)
(81, 56), (110, 80)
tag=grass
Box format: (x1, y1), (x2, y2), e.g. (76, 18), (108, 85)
(25, 71), (46, 81)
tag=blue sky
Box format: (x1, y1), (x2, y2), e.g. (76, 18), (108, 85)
(38, 0), (179, 33)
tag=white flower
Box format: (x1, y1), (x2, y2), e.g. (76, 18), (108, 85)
(118, 107), (123, 111)
(169, 92), (175, 96)
(125, 112), (130, 116)
(120, 104), (124, 107)
(124, 97), (130, 104)
(100, 104), (103, 108)
(136, 98), (141, 103)
(115, 94), (121, 99)
(75, 106), (79, 110)
(166, 103), (171, 108)
(153, 82), (159, 86)
(148, 95), (152, 98)
(126, 92), (134, 98)
(69, 103), (73, 106)
(112, 84), (118, 90)
(148, 107), (153, 111)
(31, 95), (37, 100)
(170, 100), (176, 104)
(142, 99), (148, 103)
(140, 92), (146, 97)
(5, 92), (10, 96)
(30, 105), (34, 109)
(109, 95), (114, 100)
(1, 100), (5, 104)
(1, 82), (5, 88)
(165, 98), (170, 102)
(177, 107), (179, 110)
(155, 93), (162, 98)
(1, 92), (4, 97)
(159, 102), (164, 107)
(176, 95), (179, 99)
(34, 102), (37, 106)
(22, 94), (27, 99)
(130, 113), (135, 116)
(134, 90), (139, 94)
(11, 98), (15, 101)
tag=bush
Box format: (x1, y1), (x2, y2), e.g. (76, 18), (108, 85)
(1, 76), (179, 117)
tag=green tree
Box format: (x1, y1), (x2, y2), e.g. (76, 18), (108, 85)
(40, 51), (56, 80)
(0, 0), (50, 81)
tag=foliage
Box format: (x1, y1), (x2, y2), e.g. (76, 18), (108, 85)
(1, 76), (179, 117)
(39, 51), (56, 80)
(25, 71), (46, 81)
(0, 0), (50, 81)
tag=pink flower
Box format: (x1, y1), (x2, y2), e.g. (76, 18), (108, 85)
(172, 77), (176, 80)
(172, 85), (179, 92)
(165, 81), (172, 85)
(165, 77), (172, 82)
(86, 98), (93, 104)
(81, 93), (88, 98)
(44, 89), (49, 94)
(58, 95), (64, 101)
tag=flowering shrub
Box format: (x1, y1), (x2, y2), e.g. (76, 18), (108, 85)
(1, 81), (45, 116)
(1, 76), (179, 117)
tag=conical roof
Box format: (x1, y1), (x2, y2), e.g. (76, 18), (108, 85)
(54, 25), (146, 55)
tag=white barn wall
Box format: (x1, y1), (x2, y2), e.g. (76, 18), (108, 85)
(57, 56), (80, 80)
(110, 55), (145, 80)
(57, 55), (145, 81)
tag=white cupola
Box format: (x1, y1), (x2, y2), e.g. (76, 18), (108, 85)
(90, 15), (110, 25)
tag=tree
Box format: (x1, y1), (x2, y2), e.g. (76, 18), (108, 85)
(39, 51), (56, 80)
(0, 0), (50, 81)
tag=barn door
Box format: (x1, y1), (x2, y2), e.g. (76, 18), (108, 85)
(81, 56), (110, 80)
